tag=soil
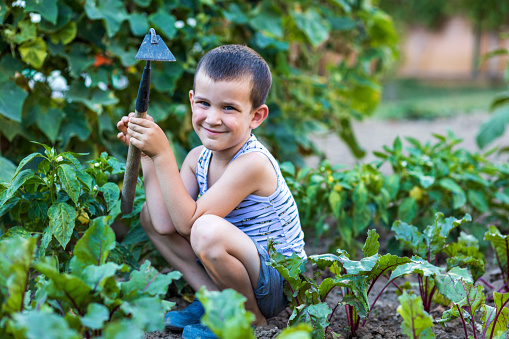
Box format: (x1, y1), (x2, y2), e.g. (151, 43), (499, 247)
(145, 112), (509, 339)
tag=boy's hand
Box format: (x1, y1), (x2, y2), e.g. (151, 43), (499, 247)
(116, 112), (154, 146)
(126, 116), (170, 159)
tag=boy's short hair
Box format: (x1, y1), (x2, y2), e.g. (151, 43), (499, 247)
(194, 45), (272, 109)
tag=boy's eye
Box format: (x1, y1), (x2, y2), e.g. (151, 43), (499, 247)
(224, 106), (236, 111)
(198, 101), (210, 107)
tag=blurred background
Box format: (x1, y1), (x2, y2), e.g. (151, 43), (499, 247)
(309, 0), (509, 169)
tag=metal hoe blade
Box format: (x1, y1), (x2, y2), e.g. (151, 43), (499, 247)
(135, 28), (176, 61)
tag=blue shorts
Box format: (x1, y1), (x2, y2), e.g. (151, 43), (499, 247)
(196, 238), (288, 319)
(251, 238), (289, 319)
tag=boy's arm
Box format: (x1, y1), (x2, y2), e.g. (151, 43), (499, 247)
(127, 117), (276, 238)
(152, 149), (274, 238)
(140, 149), (200, 235)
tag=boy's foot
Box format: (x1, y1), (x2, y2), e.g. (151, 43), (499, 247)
(165, 299), (205, 331)
(182, 323), (218, 339)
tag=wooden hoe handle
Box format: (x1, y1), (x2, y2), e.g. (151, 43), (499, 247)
(121, 109), (147, 214)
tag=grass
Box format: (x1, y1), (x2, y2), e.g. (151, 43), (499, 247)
(373, 78), (505, 120)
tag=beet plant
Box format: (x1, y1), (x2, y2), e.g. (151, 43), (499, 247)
(268, 229), (412, 338)
(0, 217), (181, 338)
(436, 270), (509, 339)
(391, 213), (475, 312)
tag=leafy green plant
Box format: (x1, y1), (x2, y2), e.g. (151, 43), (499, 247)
(268, 229), (411, 338)
(376, 133), (509, 238)
(196, 287), (312, 339)
(0, 217), (182, 338)
(436, 271), (509, 339)
(397, 291), (435, 339)
(0, 142), (143, 268)
(391, 213), (475, 312)
(281, 160), (389, 253)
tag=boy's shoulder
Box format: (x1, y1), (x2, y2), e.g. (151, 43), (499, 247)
(182, 145), (205, 173)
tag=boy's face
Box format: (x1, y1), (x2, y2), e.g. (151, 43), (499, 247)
(189, 70), (267, 154)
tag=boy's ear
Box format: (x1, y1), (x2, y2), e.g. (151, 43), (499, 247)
(249, 104), (269, 129)
(189, 90), (194, 105)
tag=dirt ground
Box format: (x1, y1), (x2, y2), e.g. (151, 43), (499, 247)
(145, 112), (509, 339)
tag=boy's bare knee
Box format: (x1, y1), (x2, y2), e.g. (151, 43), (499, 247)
(190, 215), (223, 259)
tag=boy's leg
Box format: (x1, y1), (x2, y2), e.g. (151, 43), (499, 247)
(140, 203), (217, 292)
(190, 214), (267, 326)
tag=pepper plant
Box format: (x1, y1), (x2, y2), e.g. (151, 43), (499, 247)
(0, 218), (182, 339)
(0, 142), (143, 269)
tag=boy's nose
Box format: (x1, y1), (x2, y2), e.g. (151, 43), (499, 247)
(205, 108), (221, 125)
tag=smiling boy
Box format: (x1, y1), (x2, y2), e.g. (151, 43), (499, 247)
(117, 45), (306, 338)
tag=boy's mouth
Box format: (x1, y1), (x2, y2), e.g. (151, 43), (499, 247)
(203, 127), (225, 135)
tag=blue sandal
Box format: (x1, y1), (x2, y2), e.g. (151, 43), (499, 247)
(182, 323), (218, 339)
(165, 299), (205, 331)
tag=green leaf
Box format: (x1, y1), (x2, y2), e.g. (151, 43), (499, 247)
(197, 287), (256, 339)
(335, 275), (370, 317)
(34, 107), (64, 143)
(99, 182), (119, 211)
(0, 55), (23, 83)
(102, 319), (144, 339)
(11, 311), (81, 339)
(389, 257), (442, 282)
(35, 258), (92, 311)
(0, 169), (34, 206)
(340, 254), (378, 276)
(288, 303), (331, 339)
(57, 164), (80, 205)
(397, 197), (417, 223)
(369, 254), (412, 280)
(476, 107), (509, 149)
(392, 220), (425, 255)
(148, 9), (176, 40)
(467, 189), (488, 213)
(0, 156), (16, 182)
(385, 174), (400, 199)
(0, 82), (28, 122)
(275, 323), (312, 339)
(26, 0), (58, 24)
(438, 178), (466, 209)
(19, 37), (47, 69)
(222, 3), (248, 24)
(134, 0), (151, 7)
(291, 9), (330, 47)
(484, 226), (509, 271)
(38, 226), (52, 258)
(70, 216), (115, 272)
(0, 236), (37, 314)
(128, 13), (149, 36)
(362, 229), (380, 257)
(482, 293), (509, 339)
(80, 303), (109, 329)
(121, 297), (174, 332)
(65, 43), (94, 78)
(84, 0), (128, 37)
(397, 291), (435, 339)
(80, 262), (125, 291)
(48, 202), (76, 249)
(249, 3), (283, 38)
(49, 21), (77, 45)
(121, 260), (182, 300)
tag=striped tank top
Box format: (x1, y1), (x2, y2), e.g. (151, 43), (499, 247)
(196, 134), (307, 259)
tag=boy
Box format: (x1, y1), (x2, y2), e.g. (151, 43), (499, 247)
(117, 45), (306, 338)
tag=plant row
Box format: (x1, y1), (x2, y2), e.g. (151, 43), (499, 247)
(282, 132), (509, 252)
(266, 213), (509, 339)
